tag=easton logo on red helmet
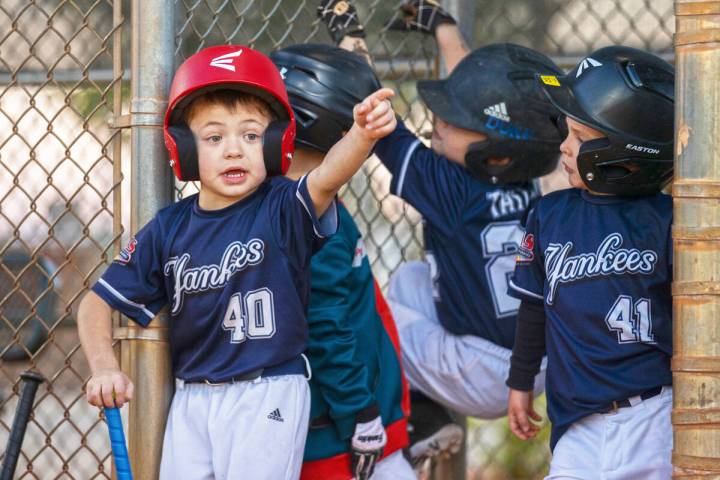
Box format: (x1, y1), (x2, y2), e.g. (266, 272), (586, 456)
(209, 49), (244, 72)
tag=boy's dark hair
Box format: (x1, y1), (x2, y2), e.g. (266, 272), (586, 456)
(182, 89), (277, 127)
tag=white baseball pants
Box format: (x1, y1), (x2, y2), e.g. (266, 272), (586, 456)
(386, 261), (546, 419)
(160, 374), (310, 480)
(547, 386), (672, 480)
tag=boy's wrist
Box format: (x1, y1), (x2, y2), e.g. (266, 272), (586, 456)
(506, 368), (536, 392)
(347, 123), (378, 149)
(89, 354), (121, 375)
(435, 23), (461, 40)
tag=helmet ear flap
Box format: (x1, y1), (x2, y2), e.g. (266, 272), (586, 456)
(168, 124), (200, 181)
(465, 139), (497, 183)
(263, 120), (292, 176)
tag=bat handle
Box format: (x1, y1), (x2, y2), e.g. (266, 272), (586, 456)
(105, 407), (133, 480)
(0, 370), (45, 480)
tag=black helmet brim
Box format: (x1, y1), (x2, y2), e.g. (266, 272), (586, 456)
(417, 79), (479, 133)
(536, 74), (599, 133)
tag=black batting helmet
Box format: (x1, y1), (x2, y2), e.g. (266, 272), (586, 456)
(270, 43), (382, 153)
(538, 45), (675, 196)
(417, 43), (565, 185)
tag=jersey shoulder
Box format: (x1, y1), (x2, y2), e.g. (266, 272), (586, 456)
(527, 187), (580, 222)
(645, 192), (673, 214)
(156, 194), (196, 220)
(536, 187), (580, 208)
(267, 175), (294, 189)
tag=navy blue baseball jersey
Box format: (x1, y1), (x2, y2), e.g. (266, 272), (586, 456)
(92, 175), (337, 382)
(374, 120), (539, 348)
(509, 189), (672, 450)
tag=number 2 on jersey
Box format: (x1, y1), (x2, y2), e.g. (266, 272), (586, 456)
(222, 288), (276, 343)
(605, 295), (655, 344)
(480, 221), (525, 318)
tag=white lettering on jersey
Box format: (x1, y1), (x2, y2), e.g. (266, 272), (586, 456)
(544, 233), (657, 305)
(352, 238), (367, 268)
(486, 188), (537, 219)
(164, 239), (265, 314)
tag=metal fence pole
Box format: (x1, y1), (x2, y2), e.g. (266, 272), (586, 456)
(672, 0), (720, 476)
(117, 1), (175, 478)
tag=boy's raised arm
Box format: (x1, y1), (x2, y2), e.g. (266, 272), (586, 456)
(385, 1), (469, 73)
(306, 88), (396, 216)
(78, 290), (134, 408)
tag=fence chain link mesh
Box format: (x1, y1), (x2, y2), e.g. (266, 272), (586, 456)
(0, 0), (124, 477)
(1, 0), (672, 477)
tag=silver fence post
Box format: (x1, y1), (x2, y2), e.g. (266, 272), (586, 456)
(672, 0), (720, 476)
(117, 1), (175, 478)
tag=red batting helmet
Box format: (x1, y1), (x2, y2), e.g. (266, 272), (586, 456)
(163, 45), (296, 181)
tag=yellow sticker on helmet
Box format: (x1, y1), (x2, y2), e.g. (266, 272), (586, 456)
(540, 75), (561, 87)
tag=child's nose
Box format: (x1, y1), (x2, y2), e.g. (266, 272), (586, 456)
(224, 136), (243, 158)
(559, 136), (572, 159)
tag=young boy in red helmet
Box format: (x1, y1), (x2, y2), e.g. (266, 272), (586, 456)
(76, 44), (397, 479)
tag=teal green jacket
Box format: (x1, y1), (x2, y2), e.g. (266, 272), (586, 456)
(302, 203), (409, 475)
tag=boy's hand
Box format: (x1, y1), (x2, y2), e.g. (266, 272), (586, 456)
(386, 0), (456, 35)
(317, 0), (365, 44)
(352, 88), (396, 141)
(508, 388), (542, 440)
(351, 407), (387, 480)
(86, 369), (134, 408)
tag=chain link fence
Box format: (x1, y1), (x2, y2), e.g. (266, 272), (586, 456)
(0, 0), (124, 477)
(0, 0), (673, 477)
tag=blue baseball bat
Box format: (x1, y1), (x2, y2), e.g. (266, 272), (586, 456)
(104, 407), (133, 480)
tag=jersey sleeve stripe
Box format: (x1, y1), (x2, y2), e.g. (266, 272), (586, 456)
(508, 279), (544, 301)
(295, 174), (337, 238)
(97, 278), (156, 320)
(394, 139), (421, 198)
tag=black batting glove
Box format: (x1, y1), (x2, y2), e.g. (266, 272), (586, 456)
(317, 0), (366, 45)
(386, 0), (457, 35)
(351, 405), (387, 480)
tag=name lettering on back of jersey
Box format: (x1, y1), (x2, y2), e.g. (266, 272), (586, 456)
(115, 237), (137, 265)
(164, 239), (265, 314)
(352, 238), (367, 268)
(486, 187), (538, 219)
(544, 233), (657, 305)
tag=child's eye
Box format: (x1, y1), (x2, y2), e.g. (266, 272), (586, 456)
(207, 135), (222, 143)
(243, 133), (261, 144)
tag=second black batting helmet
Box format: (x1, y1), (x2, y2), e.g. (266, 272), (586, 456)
(417, 43), (565, 185)
(538, 45), (675, 196)
(270, 43), (382, 153)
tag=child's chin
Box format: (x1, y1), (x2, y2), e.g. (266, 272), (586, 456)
(219, 181), (260, 199)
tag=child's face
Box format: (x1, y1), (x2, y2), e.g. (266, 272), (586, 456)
(431, 116), (509, 167)
(559, 117), (605, 190)
(189, 102), (271, 210)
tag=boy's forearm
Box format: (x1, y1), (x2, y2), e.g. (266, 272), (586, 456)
(339, 36), (373, 66)
(78, 291), (120, 374)
(506, 300), (546, 391)
(436, 24), (469, 74)
(308, 125), (375, 214)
